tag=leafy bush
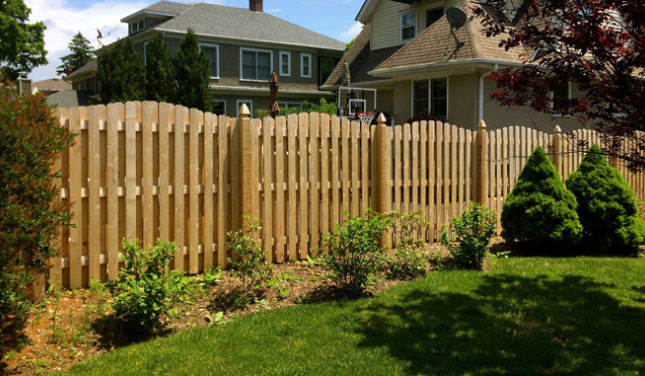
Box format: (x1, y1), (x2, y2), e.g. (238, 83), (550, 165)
(566, 145), (645, 255)
(227, 218), (273, 293)
(321, 210), (391, 297)
(279, 98), (337, 116)
(441, 203), (497, 269)
(384, 211), (429, 280)
(501, 146), (583, 246)
(107, 239), (175, 334)
(97, 38), (145, 104)
(0, 78), (73, 342)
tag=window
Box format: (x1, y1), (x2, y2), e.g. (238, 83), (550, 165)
(319, 57), (335, 86)
(212, 99), (226, 115)
(401, 10), (417, 42)
(278, 101), (302, 111)
(550, 83), (570, 110)
(237, 99), (253, 117)
(241, 48), (272, 81)
(301, 53), (312, 78)
(430, 78), (448, 118)
(143, 42), (149, 66)
(138, 20), (144, 31)
(279, 51), (291, 76)
(413, 80), (429, 116)
(200, 43), (220, 78)
(426, 7), (444, 27)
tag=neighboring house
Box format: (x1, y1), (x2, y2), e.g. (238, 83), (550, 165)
(32, 78), (72, 96)
(66, 0), (345, 116)
(322, 0), (584, 131)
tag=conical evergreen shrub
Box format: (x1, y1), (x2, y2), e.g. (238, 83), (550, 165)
(566, 145), (645, 255)
(501, 146), (582, 246)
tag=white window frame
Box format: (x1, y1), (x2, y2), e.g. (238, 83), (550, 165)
(348, 99), (366, 116)
(549, 81), (572, 117)
(237, 99), (253, 117)
(410, 76), (449, 119)
(300, 53), (312, 78)
(279, 51), (291, 77)
(240, 47), (273, 82)
(278, 101), (302, 110)
(212, 99), (227, 115)
(199, 43), (220, 79)
(400, 10), (417, 43)
(143, 41), (149, 66)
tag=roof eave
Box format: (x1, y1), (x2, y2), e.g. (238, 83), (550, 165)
(369, 58), (529, 77)
(121, 10), (180, 23)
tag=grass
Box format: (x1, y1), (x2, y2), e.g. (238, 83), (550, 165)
(63, 257), (645, 375)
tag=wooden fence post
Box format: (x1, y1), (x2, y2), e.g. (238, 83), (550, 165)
(238, 104), (260, 234)
(476, 119), (488, 207)
(373, 113), (392, 247)
(553, 125), (563, 176)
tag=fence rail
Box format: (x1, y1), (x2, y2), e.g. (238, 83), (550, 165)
(48, 102), (645, 288)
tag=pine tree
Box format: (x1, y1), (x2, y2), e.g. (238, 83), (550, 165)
(566, 145), (645, 255)
(57, 32), (93, 77)
(501, 146), (582, 246)
(97, 38), (145, 104)
(144, 33), (175, 102)
(172, 29), (212, 111)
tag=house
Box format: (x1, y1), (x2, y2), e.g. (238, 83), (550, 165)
(66, 0), (345, 116)
(32, 78), (72, 96)
(322, 0), (584, 131)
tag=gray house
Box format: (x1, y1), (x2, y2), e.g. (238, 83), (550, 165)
(67, 0), (345, 116)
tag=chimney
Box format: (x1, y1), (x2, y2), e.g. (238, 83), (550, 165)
(249, 0), (263, 12)
(17, 78), (32, 96)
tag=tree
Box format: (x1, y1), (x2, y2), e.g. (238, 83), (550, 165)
(172, 29), (212, 112)
(57, 32), (93, 77)
(501, 146), (582, 246)
(0, 75), (73, 342)
(566, 145), (645, 254)
(0, 0), (47, 79)
(97, 38), (145, 104)
(472, 1), (645, 169)
(144, 33), (175, 102)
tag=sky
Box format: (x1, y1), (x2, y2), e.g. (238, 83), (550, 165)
(26, 0), (365, 81)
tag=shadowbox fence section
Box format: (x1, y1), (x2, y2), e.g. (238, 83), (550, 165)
(48, 102), (645, 288)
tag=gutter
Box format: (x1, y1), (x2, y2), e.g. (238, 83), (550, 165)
(368, 58), (530, 77)
(478, 63), (499, 126)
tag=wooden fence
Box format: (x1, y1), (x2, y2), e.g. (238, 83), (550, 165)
(49, 101), (645, 288)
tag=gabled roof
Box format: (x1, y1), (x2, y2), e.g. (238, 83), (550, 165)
(322, 23), (402, 89)
(121, 1), (191, 22)
(33, 78), (72, 92)
(371, 5), (531, 75)
(152, 2), (345, 51)
(66, 59), (97, 81)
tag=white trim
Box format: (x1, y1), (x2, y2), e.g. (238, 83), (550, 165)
(199, 42), (220, 79)
(278, 101), (302, 110)
(369, 58), (531, 76)
(337, 86), (377, 116)
(279, 51), (291, 77)
(240, 47), (273, 81)
(400, 9), (417, 43)
(348, 99), (367, 116)
(300, 53), (312, 78)
(411, 77), (449, 119)
(212, 99), (227, 115)
(237, 99), (253, 117)
(209, 85), (330, 96)
(549, 81), (572, 116)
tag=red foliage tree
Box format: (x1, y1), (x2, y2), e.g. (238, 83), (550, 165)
(472, 0), (645, 169)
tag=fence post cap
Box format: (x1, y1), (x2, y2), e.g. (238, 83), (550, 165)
(477, 119), (487, 130)
(239, 103), (250, 118)
(554, 125), (562, 133)
(377, 113), (387, 125)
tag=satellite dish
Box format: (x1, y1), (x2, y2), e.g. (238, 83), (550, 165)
(446, 7), (468, 29)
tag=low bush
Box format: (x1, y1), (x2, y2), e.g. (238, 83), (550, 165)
(107, 239), (175, 334)
(441, 203), (497, 270)
(384, 211), (429, 280)
(501, 146), (582, 247)
(321, 210), (391, 297)
(227, 218), (273, 293)
(566, 145), (645, 255)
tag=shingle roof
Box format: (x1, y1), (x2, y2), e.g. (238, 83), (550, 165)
(33, 78), (72, 92)
(66, 59), (97, 81)
(145, 1), (191, 15)
(372, 4), (532, 73)
(153, 2), (345, 51)
(46, 90), (92, 108)
(322, 23), (402, 89)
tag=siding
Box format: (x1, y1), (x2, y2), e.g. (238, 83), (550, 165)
(371, 0), (411, 50)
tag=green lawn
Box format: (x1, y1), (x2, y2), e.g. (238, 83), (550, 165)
(64, 257), (645, 375)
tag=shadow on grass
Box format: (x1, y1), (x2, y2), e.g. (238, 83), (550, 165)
(91, 315), (172, 351)
(0, 317), (28, 373)
(356, 274), (645, 375)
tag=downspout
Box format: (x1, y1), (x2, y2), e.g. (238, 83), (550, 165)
(478, 63), (499, 127)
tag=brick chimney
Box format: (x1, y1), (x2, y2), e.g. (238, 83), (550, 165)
(249, 0), (263, 12)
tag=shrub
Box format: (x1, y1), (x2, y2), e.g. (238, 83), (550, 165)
(321, 210), (391, 297)
(0, 78), (73, 342)
(279, 98), (337, 116)
(384, 211), (429, 280)
(107, 239), (175, 334)
(566, 145), (645, 255)
(441, 203), (497, 269)
(97, 38), (145, 104)
(227, 218), (273, 293)
(501, 146), (582, 246)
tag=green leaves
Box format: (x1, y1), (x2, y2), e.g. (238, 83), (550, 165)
(144, 33), (175, 102)
(97, 38), (145, 104)
(0, 0), (47, 79)
(441, 203), (497, 270)
(57, 32), (93, 77)
(171, 29), (212, 112)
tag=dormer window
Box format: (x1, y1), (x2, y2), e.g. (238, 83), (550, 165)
(400, 10), (417, 42)
(130, 19), (145, 34)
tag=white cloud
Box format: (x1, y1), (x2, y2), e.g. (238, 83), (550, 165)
(339, 21), (362, 42)
(26, 0), (150, 81)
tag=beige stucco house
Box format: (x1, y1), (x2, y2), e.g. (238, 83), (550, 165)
(322, 0), (584, 131)
(67, 0), (344, 117)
